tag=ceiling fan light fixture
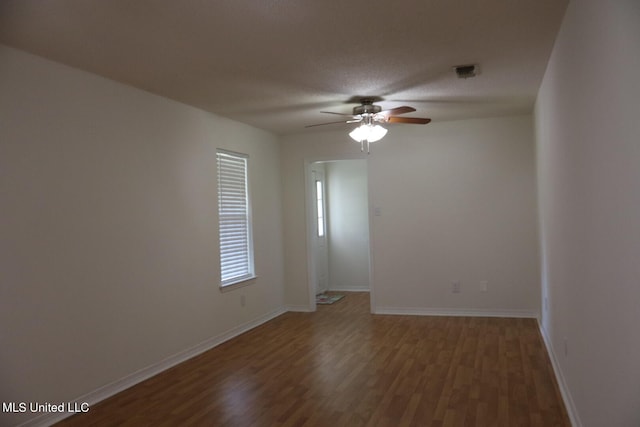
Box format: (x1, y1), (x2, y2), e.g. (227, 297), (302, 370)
(349, 123), (387, 153)
(349, 123), (387, 143)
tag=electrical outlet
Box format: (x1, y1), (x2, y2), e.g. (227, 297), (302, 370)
(452, 281), (461, 293)
(480, 280), (488, 292)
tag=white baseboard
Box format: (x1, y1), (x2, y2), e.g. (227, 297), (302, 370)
(374, 306), (538, 318)
(538, 323), (581, 427)
(328, 287), (370, 292)
(18, 307), (287, 427)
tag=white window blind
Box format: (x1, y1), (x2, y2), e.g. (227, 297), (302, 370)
(217, 150), (254, 287)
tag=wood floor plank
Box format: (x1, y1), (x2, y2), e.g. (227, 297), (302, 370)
(55, 293), (570, 426)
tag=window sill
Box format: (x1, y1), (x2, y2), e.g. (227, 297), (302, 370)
(219, 275), (257, 293)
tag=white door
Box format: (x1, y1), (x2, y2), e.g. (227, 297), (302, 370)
(312, 168), (329, 295)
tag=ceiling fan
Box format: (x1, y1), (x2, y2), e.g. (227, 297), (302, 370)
(305, 98), (431, 152)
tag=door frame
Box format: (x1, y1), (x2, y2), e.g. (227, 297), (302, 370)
(304, 155), (376, 312)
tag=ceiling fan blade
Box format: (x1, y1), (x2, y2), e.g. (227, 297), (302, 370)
(386, 116), (431, 124)
(304, 119), (361, 128)
(379, 106), (416, 116)
(320, 111), (356, 117)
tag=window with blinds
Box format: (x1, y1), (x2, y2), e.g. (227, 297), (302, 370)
(217, 150), (255, 287)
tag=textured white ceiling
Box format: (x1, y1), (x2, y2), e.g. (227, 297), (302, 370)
(0, 0), (567, 135)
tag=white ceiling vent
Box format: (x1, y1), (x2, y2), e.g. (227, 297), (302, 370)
(453, 64), (479, 79)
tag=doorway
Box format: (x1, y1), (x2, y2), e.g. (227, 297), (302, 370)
(307, 159), (372, 310)
(311, 166), (329, 295)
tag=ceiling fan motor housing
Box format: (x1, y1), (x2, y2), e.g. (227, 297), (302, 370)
(353, 103), (382, 115)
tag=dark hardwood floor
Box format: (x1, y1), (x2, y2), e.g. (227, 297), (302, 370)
(56, 292), (570, 426)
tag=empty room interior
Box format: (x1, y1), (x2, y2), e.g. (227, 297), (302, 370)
(1, 1), (639, 426)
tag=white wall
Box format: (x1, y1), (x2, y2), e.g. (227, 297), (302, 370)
(325, 160), (370, 291)
(534, 1), (640, 426)
(0, 45), (284, 426)
(281, 115), (540, 316)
